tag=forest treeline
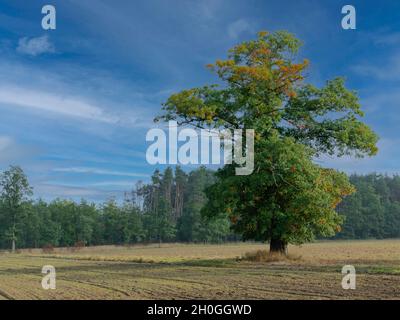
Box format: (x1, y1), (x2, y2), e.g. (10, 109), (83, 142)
(0, 166), (399, 249)
(0, 166), (236, 249)
(335, 174), (400, 239)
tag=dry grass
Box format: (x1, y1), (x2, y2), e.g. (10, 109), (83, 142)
(24, 242), (270, 263)
(242, 250), (302, 263)
(288, 240), (400, 265)
(18, 239), (400, 265)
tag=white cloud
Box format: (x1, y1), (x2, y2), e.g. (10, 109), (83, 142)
(0, 136), (39, 165)
(352, 53), (400, 81)
(17, 35), (55, 56)
(227, 19), (255, 40)
(90, 180), (137, 187)
(195, 0), (224, 20)
(0, 60), (152, 129)
(361, 91), (400, 114)
(53, 166), (149, 177)
(35, 183), (105, 198)
(0, 86), (120, 124)
(372, 31), (400, 46)
(316, 138), (400, 175)
(0, 136), (12, 152)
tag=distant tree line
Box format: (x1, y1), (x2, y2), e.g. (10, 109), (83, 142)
(334, 174), (400, 239)
(0, 166), (399, 250)
(0, 166), (235, 250)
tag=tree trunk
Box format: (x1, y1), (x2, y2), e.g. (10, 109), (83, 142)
(11, 239), (16, 253)
(269, 238), (287, 255)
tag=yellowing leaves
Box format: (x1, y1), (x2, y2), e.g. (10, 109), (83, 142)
(257, 30), (269, 38)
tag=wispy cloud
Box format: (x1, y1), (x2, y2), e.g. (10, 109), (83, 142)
(16, 35), (55, 56)
(195, 0), (224, 20)
(372, 31), (400, 46)
(352, 53), (400, 81)
(227, 19), (255, 40)
(0, 86), (120, 124)
(90, 180), (138, 187)
(0, 136), (12, 152)
(0, 59), (154, 130)
(35, 183), (107, 198)
(53, 166), (149, 178)
(47, 180), (138, 188)
(316, 138), (400, 175)
(0, 136), (39, 165)
(361, 91), (400, 114)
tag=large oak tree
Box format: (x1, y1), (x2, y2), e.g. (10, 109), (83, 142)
(156, 31), (378, 254)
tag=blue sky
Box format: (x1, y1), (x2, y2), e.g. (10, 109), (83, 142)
(0, 0), (399, 201)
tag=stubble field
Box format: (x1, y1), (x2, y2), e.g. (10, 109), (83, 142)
(0, 240), (399, 300)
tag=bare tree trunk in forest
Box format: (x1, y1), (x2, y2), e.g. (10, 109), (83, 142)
(174, 183), (184, 222)
(179, 187), (184, 218)
(173, 185), (177, 221)
(11, 212), (16, 253)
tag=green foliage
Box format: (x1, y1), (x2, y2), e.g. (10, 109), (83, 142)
(0, 165), (400, 250)
(156, 31), (378, 251)
(336, 174), (400, 239)
(203, 135), (354, 245)
(177, 167), (231, 243)
(0, 166), (234, 249)
(0, 165), (33, 250)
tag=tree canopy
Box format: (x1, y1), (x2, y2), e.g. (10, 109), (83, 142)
(157, 31), (378, 253)
(0, 165), (32, 251)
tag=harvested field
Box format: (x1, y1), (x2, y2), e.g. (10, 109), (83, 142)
(0, 240), (399, 300)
